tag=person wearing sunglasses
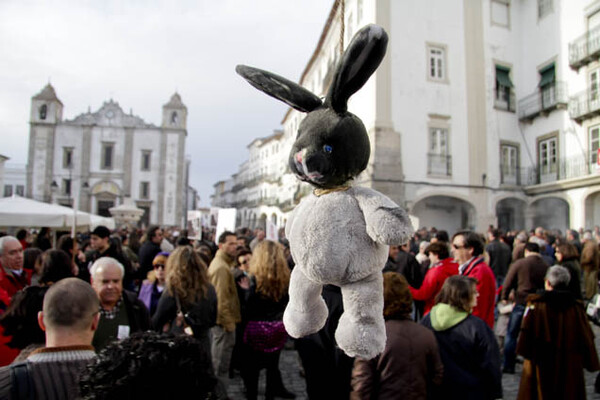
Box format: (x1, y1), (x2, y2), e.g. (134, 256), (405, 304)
(138, 252), (169, 317)
(451, 231), (496, 329)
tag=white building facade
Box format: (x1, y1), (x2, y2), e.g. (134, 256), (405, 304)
(213, 0), (600, 234)
(3, 163), (27, 198)
(27, 84), (189, 227)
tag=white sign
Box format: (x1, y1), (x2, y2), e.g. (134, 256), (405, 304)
(187, 210), (203, 240)
(215, 208), (237, 242)
(266, 219), (278, 241)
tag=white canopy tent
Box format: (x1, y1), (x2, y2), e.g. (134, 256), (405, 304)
(89, 214), (116, 230)
(0, 195), (113, 231)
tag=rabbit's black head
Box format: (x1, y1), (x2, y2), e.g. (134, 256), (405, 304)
(236, 24), (388, 189)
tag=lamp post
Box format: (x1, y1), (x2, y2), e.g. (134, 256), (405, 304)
(51, 165), (89, 238)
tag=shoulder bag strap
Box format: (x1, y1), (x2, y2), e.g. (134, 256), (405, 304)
(10, 362), (33, 400)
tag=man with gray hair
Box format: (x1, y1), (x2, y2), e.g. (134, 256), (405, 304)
(0, 236), (29, 299)
(516, 265), (600, 397)
(90, 257), (150, 352)
(0, 278), (99, 399)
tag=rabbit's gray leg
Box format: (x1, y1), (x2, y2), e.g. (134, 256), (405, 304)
(283, 266), (327, 338)
(335, 272), (385, 359)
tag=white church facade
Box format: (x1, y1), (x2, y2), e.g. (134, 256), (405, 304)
(27, 84), (189, 227)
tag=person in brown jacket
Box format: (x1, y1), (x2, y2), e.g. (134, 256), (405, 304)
(208, 231), (241, 393)
(351, 272), (443, 399)
(580, 238), (600, 300)
(517, 265), (600, 399)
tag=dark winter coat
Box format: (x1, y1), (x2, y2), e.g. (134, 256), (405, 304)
(516, 290), (600, 400)
(485, 239), (512, 279)
(92, 290), (151, 352)
(137, 241), (162, 279)
(558, 258), (583, 300)
(295, 285), (354, 400)
(387, 251), (423, 289)
(421, 307), (502, 400)
(351, 317), (443, 400)
(151, 284), (217, 354)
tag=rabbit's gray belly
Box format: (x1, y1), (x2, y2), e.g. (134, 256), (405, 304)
(288, 193), (388, 285)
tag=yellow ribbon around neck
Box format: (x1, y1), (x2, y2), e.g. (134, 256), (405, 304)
(313, 185), (351, 197)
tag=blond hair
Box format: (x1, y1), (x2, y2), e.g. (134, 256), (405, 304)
(165, 246), (209, 306)
(249, 240), (290, 301)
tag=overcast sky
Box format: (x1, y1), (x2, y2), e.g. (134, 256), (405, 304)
(0, 0), (333, 207)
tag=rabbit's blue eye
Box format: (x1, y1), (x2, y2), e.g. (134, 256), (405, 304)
(323, 144), (333, 154)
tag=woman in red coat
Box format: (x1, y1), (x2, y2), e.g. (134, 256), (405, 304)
(409, 242), (458, 315)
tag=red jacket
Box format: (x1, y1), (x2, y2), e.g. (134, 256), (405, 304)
(0, 277), (20, 366)
(410, 258), (458, 315)
(0, 267), (30, 299)
(461, 257), (497, 328)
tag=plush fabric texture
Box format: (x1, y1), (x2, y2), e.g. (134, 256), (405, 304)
(236, 24), (412, 360)
(284, 187), (412, 359)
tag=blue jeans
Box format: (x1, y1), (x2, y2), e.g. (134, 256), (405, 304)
(503, 303), (525, 370)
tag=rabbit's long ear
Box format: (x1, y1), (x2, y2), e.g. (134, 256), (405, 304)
(325, 24), (388, 113)
(236, 65), (322, 113)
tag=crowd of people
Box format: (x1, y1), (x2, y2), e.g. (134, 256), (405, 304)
(0, 223), (599, 399)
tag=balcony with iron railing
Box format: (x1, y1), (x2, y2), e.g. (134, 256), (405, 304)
(506, 150), (600, 188)
(232, 196), (279, 209)
(569, 88), (600, 123)
(518, 81), (568, 121)
(427, 153), (452, 177)
(569, 26), (600, 70)
(231, 173), (280, 193)
(494, 90), (516, 112)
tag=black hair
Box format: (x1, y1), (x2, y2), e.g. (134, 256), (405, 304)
(57, 235), (77, 255)
(16, 229), (27, 241)
(218, 231), (235, 244)
(453, 230), (485, 256)
(433, 230), (449, 242)
(79, 331), (218, 400)
(39, 249), (74, 285)
(425, 242), (450, 260)
(23, 247), (42, 271)
(524, 242), (540, 253)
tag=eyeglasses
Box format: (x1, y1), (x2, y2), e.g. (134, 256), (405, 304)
(154, 264), (165, 270)
(240, 260), (249, 265)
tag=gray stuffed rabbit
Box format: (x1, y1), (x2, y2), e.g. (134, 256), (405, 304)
(236, 24), (413, 359)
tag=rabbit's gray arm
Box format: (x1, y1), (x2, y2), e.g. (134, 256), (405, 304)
(353, 189), (414, 245)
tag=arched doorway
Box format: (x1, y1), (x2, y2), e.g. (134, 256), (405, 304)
(585, 191), (600, 229)
(91, 181), (120, 217)
(259, 213), (267, 230)
(496, 198), (526, 232)
(529, 197), (569, 232)
(271, 213), (277, 227)
(412, 196), (476, 233)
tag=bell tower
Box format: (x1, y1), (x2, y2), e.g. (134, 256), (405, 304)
(30, 83), (63, 124)
(162, 92), (187, 131)
(27, 84), (63, 201)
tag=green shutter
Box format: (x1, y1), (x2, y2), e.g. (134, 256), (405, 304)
(496, 66), (513, 88)
(538, 64), (555, 87)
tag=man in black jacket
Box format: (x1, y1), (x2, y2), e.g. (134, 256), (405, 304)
(90, 257), (150, 352)
(384, 243), (424, 320)
(485, 229), (512, 286)
(137, 225), (163, 280)
(89, 225), (134, 289)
